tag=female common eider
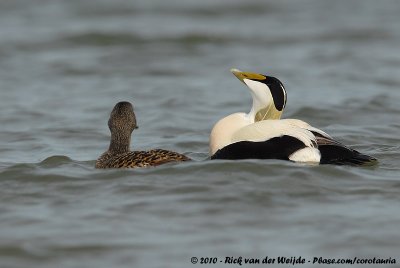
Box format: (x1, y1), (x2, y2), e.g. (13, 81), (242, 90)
(209, 69), (377, 166)
(96, 101), (190, 169)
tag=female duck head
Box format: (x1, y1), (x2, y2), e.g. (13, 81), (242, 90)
(108, 101), (138, 135)
(230, 68), (287, 121)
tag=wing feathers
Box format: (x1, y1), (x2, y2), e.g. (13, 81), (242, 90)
(232, 120), (317, 148)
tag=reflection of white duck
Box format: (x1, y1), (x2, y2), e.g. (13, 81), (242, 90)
(209, 69), (377, 165)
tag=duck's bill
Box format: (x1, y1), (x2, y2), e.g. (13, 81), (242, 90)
(230, 68), (266, 83)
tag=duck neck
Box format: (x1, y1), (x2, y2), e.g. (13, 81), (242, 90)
(249, 99), (282, 122)
(108, 132), (131, 154)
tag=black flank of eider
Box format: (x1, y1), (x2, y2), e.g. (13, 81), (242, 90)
(211, 135), (306, 160)
(318, 145), (377, 166)
(263, 76), (286, 111)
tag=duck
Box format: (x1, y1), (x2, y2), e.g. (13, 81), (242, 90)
(96, 101), (190, 169)
(209, 68), (377, 165)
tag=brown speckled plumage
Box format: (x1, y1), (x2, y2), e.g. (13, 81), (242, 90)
(95, 101), (190, 169)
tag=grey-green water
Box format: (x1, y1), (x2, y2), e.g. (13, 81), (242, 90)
(1, 0), (400, 267)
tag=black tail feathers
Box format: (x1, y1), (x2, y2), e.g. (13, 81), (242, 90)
(319, 145), (378, 166)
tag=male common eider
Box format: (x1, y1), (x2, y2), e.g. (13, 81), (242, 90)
(96, 101), (190, 169)
(209, 69), (377, 165)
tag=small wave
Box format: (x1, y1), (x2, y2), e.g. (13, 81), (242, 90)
(75, 2), (276, 18)
(38, 155), (74, 167)
(61, 32), (145, 47)
(61, 32), (239, 47)
(0, 156), (95, 181)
